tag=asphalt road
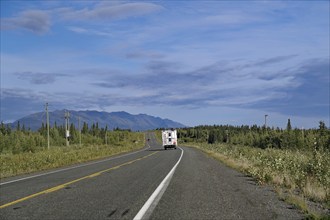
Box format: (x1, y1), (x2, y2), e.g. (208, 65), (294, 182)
(0, 132), (304, 219)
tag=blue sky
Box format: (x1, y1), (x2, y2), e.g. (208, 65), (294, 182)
(1, 0), (329, 128)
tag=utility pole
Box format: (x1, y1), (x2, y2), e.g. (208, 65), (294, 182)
(65, 111), (70, 146)
(45, 103), (50, 149)
(264, 114), (268, 128)
(105, 130), (107, 145)
(78, 116), (81, 147)
(105, 125), (108, 145)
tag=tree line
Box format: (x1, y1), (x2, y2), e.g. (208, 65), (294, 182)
(178, 120), (330, 151)
(0, 121), (134, 154)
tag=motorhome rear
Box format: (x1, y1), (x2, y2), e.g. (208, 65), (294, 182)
(162, 129), (177, 150)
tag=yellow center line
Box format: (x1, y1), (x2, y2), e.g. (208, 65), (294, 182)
(0, 151), (158, 209)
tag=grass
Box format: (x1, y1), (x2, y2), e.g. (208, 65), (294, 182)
(0, 132), (145, 179)
(181, 142), (330, 219)
(154, 130), (163, 143)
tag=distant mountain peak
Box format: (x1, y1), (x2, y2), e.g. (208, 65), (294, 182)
(9, 110), (186, 131)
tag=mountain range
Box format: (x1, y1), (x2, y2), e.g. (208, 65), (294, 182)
(9, 110), (185, 131)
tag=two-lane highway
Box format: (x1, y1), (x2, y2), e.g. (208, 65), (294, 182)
(0, 132), (304, 219)
(0, 133), (182, 219)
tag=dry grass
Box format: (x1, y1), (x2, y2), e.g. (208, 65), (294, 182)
(0, 132), (145, 179)
(303, 178), (328, 202)
(209, 150), (251, 172)
(285, 193), (309, 213)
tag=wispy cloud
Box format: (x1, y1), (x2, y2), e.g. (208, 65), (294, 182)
(59, 2), (163, 21)
(254, 55), (299, 66)
(91, 56), (306, 109)
(66, 26), (88, 34)
(126, 51), (165, 59)
(202, 11), (259, 26)
(1, 10), (50, 34)
(66, 26), (113, 36)
(1, 2), (163, 34)
(15, 72), (68, 84)
(247, 58), (329, 117)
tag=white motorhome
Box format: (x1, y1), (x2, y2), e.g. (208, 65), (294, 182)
(162, 129), (178, 150)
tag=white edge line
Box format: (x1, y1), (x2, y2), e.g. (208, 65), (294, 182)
(0, 143), (151, 186)
(133, 147), (184, 220)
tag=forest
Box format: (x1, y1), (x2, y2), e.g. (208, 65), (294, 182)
(178, 120), (330, 151)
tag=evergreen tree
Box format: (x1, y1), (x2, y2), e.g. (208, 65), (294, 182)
(318, 121), (329, 150)
(286, 118), (292, 131)
(82, 122), (88, 134)
(0, 122), (6, 135)
(6, 124), (11, 135)
(318, 121), (326, 136)
(69, 123), (77, 143)
(16, 121), (21, 131)
(208, 130), (217, 144)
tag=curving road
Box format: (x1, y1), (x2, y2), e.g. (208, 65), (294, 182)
(0, 132), (304, 219)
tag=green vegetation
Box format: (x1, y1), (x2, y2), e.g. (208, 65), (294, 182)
(154, 129), (162, 143)
(178, 121), (330, 218)
(0, 122), (144, 178)
(179, 120), (329, 151)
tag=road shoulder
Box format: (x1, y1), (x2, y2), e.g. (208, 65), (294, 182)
(150, 146), (305, 219)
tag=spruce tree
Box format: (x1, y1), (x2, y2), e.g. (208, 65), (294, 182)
(286, 118), (292, 131)
(16, 121), (21, 131)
